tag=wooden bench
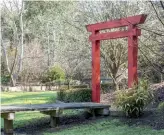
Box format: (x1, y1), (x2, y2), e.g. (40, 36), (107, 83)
(1, 102), (110, 135)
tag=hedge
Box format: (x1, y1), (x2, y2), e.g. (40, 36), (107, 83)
(71, 85), (88, 89)
(57, 88), (92, 102)
(59, 85), (88, 90)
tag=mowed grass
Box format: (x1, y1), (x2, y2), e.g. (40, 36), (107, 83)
(1, 91), (57, 128)
(43, 119), (164, 135)
(1, 91), (56, 105)
(1, 92), (164, 135)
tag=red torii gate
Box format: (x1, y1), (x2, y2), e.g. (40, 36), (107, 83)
(86, 14), (147, 103)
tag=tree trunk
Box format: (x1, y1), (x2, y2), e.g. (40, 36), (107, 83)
(67, 79), (70, 89)
(111, 68), (119, 91)
(9, 47), (18, 87)
(47, 23), (50, 68)
(113, 80), (119, 91)
(17, 0), (24, 74)
(10, 75), (16, 87)
(1, 42), (16, 87)
(161, 73), (163, 83)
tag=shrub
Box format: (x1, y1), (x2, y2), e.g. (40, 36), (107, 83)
(1, 75), (10, 85)
(59, 84), (88, 90)
(57, 88), (92, 102)
(101, 83), (113, 93)
(56, 89), (66, 101)
(158, 102), (164, 114)
(71, 85), (88, 89)
(114, 80), (153, 118)
(41, 65), (65, 83)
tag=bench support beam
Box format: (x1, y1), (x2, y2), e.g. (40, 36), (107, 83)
(50, 116), (60, 128)
(40, 109), (62, 128)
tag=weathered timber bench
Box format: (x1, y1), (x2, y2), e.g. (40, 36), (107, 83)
(1, 102), (110, 135)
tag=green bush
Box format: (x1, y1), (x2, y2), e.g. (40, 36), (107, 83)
(56, 89), (66, 101)
(57, 88), (92, 102)
(158, 102), (164, 114)
(41, 65), (65, 83)
(101, 83), (113, 93)
(1, 75), (10, 85)
(59, 85), (88, 90)
(114, 80), (153, 118)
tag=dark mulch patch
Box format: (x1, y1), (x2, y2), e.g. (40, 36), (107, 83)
(118, 110), (164, 130)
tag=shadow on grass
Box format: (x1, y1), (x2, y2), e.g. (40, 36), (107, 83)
(1, 117), (50, 135)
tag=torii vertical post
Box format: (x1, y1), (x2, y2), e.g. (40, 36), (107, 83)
(128, 25), (139, 87)
(87, 14), (147, 103)
(92, 30), (100, 102)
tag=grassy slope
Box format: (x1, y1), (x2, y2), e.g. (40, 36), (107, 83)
(1, 92), (164, 135)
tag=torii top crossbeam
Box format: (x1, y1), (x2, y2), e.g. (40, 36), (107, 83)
(86, 14), (147, 103)
(87, 14), (147, 31)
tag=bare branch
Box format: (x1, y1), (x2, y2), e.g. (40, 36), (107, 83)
(150, 1), (164, 26)
(160, 1), (164, 10)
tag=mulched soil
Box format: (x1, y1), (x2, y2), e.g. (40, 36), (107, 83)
(151, 82), (164, 103)
(121, 110), (164, 130)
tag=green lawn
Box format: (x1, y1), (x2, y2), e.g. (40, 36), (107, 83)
(1, 91), (56, 105)
(1, 92), (164, 135)
(1, 91), (56, 128)
(44, 119), (164, 135)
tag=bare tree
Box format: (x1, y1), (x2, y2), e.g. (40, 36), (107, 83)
(17, 0), (24, 74)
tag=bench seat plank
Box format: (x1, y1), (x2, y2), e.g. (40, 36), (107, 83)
(1, 102), (110, 135)
(1, 102), (110, 113)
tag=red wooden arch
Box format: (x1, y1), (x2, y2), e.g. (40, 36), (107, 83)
(86, 14), (147, 103)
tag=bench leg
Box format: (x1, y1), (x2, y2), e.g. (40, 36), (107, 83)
(50, 116), (59, 128)
(4, 119), (13, 135)
(94, 108), (110, 116)
(40, 110), (62, 128)
(91, 109), (96, 119)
